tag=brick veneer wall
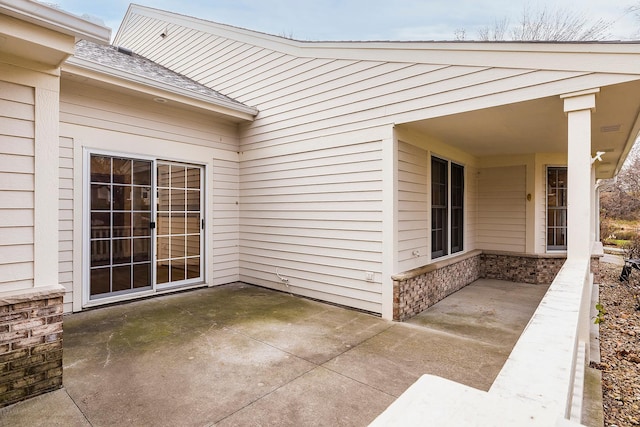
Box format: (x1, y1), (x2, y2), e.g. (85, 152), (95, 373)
(0, 286), (64, 408)
(392, 250), (603, 321)
(392, 251), (482, 321)
(481, 252), (566, 284)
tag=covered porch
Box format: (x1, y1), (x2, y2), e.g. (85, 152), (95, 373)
(376, 70), (640, 425)
(0, 278), (548, 426)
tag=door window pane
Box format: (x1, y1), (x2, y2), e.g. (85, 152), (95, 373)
(133, 212), (150, 236)
(133, 238), (151, 262)
(112, 265), (132, 292)
(133, 161), (151, 186)
(113, 158), (132, 184)
(156, 161), (203, 287)
(133, 187), (151, 210)
(89, 154), (152, 299)
(90, 268), (111, 295)
(91, 156), (111, 183)
(91, 185), (111, 210)
(133, 263), (151, 288)
(187, 168), (200, 189)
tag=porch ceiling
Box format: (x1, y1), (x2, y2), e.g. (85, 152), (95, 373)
(401, 80), (640, 179)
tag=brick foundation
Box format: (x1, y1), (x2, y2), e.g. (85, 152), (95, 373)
(392, 250), (603, 321)
(0, 286), (65, 408)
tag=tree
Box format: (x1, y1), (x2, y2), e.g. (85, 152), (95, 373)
(600, 143), (640, 222)
(458, 4), (613, 41)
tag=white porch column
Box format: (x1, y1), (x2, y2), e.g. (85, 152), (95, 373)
(34, 87), (60, 287)
(381, 125), (398, 320)
(561, 89), (598, 260)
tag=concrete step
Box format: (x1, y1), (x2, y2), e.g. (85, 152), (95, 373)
(582, 367), (604, 427)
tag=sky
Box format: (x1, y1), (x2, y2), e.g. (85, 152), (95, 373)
(49, 0), (639, 42)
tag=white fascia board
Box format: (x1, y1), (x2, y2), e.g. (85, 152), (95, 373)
(0, 0), (110, 44)
(63, 57), (258, 120)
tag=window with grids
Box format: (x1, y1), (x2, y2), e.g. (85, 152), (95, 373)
(547, 167), (567, 250)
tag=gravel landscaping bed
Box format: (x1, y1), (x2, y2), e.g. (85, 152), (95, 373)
(596, 262), (640, 426)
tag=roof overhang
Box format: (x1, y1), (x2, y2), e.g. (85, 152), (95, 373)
(63, 57), (258, 122)
(398, 79), (640, 179)
(0, 0), (111, 68)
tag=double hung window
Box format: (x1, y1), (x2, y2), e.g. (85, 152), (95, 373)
(431, 156), (464, 259)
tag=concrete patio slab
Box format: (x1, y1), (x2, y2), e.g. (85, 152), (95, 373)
(407, 279), (550, 348)
(0, 279), (548, 426)
(0, 388), (89, 427)
(216, 366), (396, 427)
(324, 322), (511, 396)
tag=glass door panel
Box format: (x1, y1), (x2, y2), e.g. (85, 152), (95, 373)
(156, 162), (203, 287)
(89, 154), (153, 298)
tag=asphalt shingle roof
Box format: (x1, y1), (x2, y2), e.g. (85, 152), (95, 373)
(73, 40), (250, 111)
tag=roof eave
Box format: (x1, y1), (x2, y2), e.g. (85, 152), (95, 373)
(0, 0), (111, 44)
(63, 56), (258, 121)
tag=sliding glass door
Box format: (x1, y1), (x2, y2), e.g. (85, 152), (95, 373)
(88, 153), (203, 301)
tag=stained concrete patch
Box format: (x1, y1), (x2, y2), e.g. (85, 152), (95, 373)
(324, 323), (509, 396)
(215, 366), (396, 427)
(407, 279), (549, 348)
(231, 303), (392, 364)
(64, 301), (318, 426)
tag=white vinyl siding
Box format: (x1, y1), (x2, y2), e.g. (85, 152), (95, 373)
(59, 78), (242, 310)
(465, 165), (478, 252)
(59, 136), (74, 311)
(397, 141), (428, 272)
(477, 165), (526, 252)
(239, 139), (384, 313)
(212, 158), (240, 284)
(114, 13), (604, 152)
(116, 10), (620, 314)
(0, 81), (35, 291)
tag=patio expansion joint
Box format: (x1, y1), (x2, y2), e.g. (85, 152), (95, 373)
(318, 323), (399, 397)
(63, 387), (94, 427)
(210, 322), (398, 425)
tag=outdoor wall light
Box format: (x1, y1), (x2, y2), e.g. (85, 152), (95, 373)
(591, 151), (606, 164)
